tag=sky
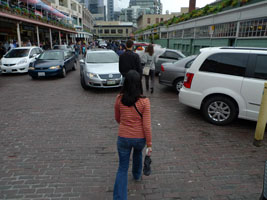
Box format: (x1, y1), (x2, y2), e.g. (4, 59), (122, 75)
(115, 0), (216, 13)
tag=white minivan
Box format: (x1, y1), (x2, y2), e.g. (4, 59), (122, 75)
(179, 47), (267, 125)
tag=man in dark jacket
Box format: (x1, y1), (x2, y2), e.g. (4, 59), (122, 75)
(119, 40), (142, 78)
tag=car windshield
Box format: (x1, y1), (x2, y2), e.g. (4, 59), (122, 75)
(53, 46), (66, 50)
(86, 52), (119, 63)
(4, 49), (30, 58)
(38, 51), (63, 60)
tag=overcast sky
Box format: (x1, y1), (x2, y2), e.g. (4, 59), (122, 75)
(115, 0), (216, 13)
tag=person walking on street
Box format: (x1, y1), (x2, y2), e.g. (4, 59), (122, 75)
(113, 70), (152, 200)
(143, 44), (157, 94)
(119, 40), (143, 79)
(74, 41), (80, 59)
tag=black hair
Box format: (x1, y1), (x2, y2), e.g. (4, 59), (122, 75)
(147, 44), (154, 56)
(126, 39), (134, 49)
(121, 70), (143, 107)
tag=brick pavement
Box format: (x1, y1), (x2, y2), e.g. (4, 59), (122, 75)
(0, 67), (267, 200)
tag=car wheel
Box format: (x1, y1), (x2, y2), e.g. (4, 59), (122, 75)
(80, 74), (89, 90)
(61, 67), (66, 78)
(173, 78), (184, 93)
(202, 96), (238, 125)
(72, 61), (77, 71)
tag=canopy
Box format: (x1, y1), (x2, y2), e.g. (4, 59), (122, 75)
(20, 0), (69, 19)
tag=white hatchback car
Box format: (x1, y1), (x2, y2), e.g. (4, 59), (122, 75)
(179, 47), (267, 125)
(0, 47), (42, 73)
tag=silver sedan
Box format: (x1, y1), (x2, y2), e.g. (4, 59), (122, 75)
(159, 55), (197, 93)
(79, 50), (122, 89)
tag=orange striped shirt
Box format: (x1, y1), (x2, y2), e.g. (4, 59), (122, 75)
(114, 94), (152, 147)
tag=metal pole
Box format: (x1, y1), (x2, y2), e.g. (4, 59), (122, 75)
(49, 28), (52, 49)
(253, 82), (267, 147)
(59, 31), (62, 45)
(36, 25), (40, 47)
(17, 22), (22, 47)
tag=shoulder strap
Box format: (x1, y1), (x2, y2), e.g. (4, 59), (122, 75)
(134, 104), (143, 118)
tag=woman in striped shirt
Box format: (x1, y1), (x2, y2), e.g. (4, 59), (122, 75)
(113, 70), (152, 200)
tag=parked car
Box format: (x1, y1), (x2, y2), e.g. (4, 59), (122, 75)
(179, 47), (267, 125)
(159, 55), (197, 93)
(80, 49), (122, 89)
(0, 47), (42, 73)
(53, 45), (74, 52)
(28, 50), (76, 79)
(155, 49), (186, 74)
(98, 41), (107, 48)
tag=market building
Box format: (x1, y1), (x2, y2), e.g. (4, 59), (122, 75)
(94, 21), (134, 40)
(0, 0), (77, 48)
(135, 0), (267, 55)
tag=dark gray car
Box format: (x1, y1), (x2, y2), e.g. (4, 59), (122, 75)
(159, 55), (197, 93)
(155, 49), (186, 74)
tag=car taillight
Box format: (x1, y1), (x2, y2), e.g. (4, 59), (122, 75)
(183, 73), (194, 89)
(161, 65), (165, 72)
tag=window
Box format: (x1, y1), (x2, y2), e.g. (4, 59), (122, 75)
(71, 2), (77, 11)
(98, 29), (103, 34)
(185, 59), (195, 69)
(30, 49), (36, 57)
(118, 29), (123, 34)
(165, 51), (180, 60)
(161, 32), (167, 39)
(147, 18), (151, 24)
(156, 18), (159, 23)
(199, 53), (248, 77)
(254, 55), (267, 79)
(59, 0), (67, 7)
(174, 30), (183, 38)
(195, 26), (210, 38)
(159, 51), (180, 60)
(161, 18), (163, 22)
(213, 22), (237, 37)
(183, 28), (194, 38)
(239, 18), (267, 37)
(126, 29), (128, 34)
(111, 29), (116, 34)
(104, 29), (109, 34)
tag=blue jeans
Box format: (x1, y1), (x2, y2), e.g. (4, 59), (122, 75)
(113, 136), (146, 200)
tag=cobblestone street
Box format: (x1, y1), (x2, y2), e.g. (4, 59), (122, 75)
(0, 66), (267, 200)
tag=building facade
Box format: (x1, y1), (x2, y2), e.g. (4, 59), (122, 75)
(120, 0), (162, 26)
(137, 14), (178, 30)
(94, 21), (134, 40)
(0, 0), (76, 48)
(129, 0), (162, 14)
(48, 0), (83, 27)
(135, 0), (267, 56)
(86, 0), (105, 21)
(107, 0), (114, 21)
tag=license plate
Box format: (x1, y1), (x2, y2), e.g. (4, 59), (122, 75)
(38, 72), (45, 77)
(107, 80), (115, 85)
(6, 68), (12, 73)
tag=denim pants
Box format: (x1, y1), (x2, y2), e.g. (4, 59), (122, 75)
(113, 136), (146, 200)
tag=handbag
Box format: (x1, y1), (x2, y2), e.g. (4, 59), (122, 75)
(143, 66), (150, 76)
(143, 155), (152, 176)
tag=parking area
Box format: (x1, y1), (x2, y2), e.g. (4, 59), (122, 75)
(0, 67), (267, 200)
